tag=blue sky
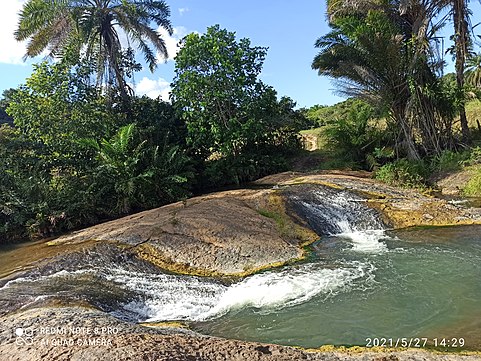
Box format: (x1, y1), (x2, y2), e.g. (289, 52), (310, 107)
(1, 1), (481, 108)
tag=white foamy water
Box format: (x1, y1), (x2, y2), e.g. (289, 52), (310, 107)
(1, 259), (376, 323)
(201, 261), (372, 320)
(106, 269), (225, 321)
(338, 230), (389, 254)
(294, 188), (391, 255)
(107, 261), (374, 322)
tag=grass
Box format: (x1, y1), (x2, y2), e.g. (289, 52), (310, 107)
(466, 100), (481, 129)
(299, 127), (325, 136)
(462, 166), (481, 196)
(257, 208), (290, 239)
(299, 126), (329, 150)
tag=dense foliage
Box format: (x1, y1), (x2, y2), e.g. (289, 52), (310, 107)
(313, 0), (459, 159)
(1, 25), (305, 242)
(172, 25), (303, 187)
(0, 62), (192, 241)
(5, 0), (481, 243)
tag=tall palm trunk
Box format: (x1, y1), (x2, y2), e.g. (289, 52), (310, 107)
(453, 0), (470, 144)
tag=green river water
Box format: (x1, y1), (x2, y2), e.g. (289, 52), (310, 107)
(194, 226), (481, 349)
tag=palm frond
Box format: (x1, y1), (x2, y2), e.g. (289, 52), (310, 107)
(15, 0), (173, 98)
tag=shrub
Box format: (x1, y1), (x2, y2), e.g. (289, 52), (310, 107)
(200, 153), (288, 189)
(463, 168), (481, 196)
(464, 146), (481, 166)
(430, 150), (467, 173)
(375, 158), (428, 188)
(323, 102), (387, 169)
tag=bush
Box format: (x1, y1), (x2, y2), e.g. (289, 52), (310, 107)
(323, 101), (388, 169)
(463, 168), (481, 196)
(85, 123), (193, 216)
(375, 158), (429, 188)
(1, 62), (195, 242)
(430, 150), (467, 173)
(200, 153), (288, 189)
(463, 146), (481, 166)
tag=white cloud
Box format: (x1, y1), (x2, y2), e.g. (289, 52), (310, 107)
(178, 7), (189, 16)
(135, 76), (171, 101)
(156, 26), (190, 62)
(0, 0), (28, 64)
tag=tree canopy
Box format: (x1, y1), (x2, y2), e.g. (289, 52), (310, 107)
(172, 25), (299, 158)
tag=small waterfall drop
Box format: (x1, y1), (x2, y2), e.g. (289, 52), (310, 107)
(285, 185), (390, 253)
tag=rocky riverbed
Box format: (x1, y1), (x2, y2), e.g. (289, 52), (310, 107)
(2, 171), (481, 360)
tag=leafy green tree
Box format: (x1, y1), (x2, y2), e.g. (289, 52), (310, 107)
(85, 123), (151, 214)
(2, 62), (113, 239)
(15, 0), (173, 99)
(7, 61), (113, 166)
(0, 125), (38, 239)
(304, 98), (384, 127)
(172, 25), (274, 158)
(172, 25), (302, 186)
(127, 95), (187, 148)
(323, 100), (387, 168)
(2, 61), (193, 241)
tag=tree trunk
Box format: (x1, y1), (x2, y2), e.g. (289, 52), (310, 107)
(392, 105), (421, 160)
(453, 0), (470, 144)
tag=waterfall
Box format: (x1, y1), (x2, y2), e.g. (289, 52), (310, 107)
(285, 185), (389, 253)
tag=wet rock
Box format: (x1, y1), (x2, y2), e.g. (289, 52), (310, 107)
(282, 183), (386, 236)
(264, 172), (481, 229)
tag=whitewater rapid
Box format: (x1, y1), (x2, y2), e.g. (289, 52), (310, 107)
(107, 259), (376, 323)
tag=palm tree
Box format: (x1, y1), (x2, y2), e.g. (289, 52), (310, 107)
(466, 53), (481, 88)
(15, 0), (173, 100)
(313, 0), (455, 159)
(452, 0), (471, 143)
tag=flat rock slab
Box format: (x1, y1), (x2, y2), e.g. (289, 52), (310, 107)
(51, 189), (315, 276)
(48, 172), (481, 277)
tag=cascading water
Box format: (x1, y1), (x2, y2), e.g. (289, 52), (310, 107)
(285, 184), (390, 253)
(109, 260), (374, 322)
(1, 185), (387, 324)
(107, 185), (389, 323)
